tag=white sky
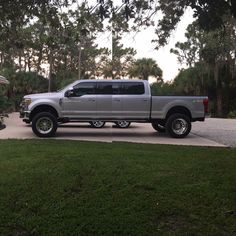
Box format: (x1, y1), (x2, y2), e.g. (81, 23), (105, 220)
(124, 9), (194, 81)
(96, 7), (194, 82)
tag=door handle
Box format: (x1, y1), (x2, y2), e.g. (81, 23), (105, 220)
(143, 99), (148, 102)
(88, 98), (96, 102)
(113, 98), (121, 102)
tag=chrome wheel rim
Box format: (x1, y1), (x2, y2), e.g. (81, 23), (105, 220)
(36, 117), (53, 134)
(172, 118), (188, 135)
(92, 121), (104, 128)
(117, 121), (130, 128)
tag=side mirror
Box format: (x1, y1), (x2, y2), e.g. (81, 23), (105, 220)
(65, 89), (74, 97)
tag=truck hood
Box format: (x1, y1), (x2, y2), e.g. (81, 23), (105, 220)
(24, 92), (60, 99)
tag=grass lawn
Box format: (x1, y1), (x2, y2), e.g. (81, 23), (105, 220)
(0, 140), (236, 235)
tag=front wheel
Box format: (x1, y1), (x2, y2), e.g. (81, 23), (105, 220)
(32, 112), (58, 137)
(90, 121), (105, 128)
(166, 114), (191, 138)
(115, 121), (131, 128)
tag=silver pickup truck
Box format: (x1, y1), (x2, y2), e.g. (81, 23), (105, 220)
(20, 80), (208, 138)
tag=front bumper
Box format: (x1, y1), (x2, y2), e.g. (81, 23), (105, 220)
(19, 110), (31, 123)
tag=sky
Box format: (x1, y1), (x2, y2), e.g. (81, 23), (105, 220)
(123, 8), (194, 82)
(96, 7), (194, 82)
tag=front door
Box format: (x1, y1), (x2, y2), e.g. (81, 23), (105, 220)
(61, 81), (97, 119)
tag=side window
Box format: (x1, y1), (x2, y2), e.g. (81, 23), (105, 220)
(73, 82), (96, 97)
(96, 82), (112, 94)
(121, 82), (145, 95)
(112, 82), (121, 95)
(96, 82), (122, 95)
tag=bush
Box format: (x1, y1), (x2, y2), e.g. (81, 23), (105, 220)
(227, 110), (236, 118)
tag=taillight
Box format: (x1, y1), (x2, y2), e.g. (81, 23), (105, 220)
(203, 98), (209, 113)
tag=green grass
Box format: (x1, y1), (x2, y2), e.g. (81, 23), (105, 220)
(0, 140), (236, 236)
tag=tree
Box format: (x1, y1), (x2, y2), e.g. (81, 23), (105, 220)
(128, 58), (163, 81)
(112, 35), (136, 79)
(170, 16), (236, 117)
(111, 0), (236, 47)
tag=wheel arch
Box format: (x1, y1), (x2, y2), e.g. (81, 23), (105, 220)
(30, 105), (59, 121)
(166, 106), (192, 121)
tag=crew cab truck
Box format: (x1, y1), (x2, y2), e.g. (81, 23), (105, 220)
(20, 80), (208, 138)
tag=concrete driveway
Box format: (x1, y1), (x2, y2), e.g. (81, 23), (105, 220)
(0, 113), (234, 147)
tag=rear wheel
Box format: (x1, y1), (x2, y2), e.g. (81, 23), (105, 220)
(151, 122), (166, 133)
(115, 121), (131, 128)
(90, 121), (105, 128)
(32, 112), (58, 137)
(166, 113), (191, 138)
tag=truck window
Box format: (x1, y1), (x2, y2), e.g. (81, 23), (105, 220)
(121, 82), (145, 95)
(96, 82), (112, 94)
(112, 82), (121, 94)
(73, 82), (96, 96)
(96, 82), (121, 95)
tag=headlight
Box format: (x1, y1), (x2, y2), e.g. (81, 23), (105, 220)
(21, 98), (32, 110)
(24, 98), (32, 106)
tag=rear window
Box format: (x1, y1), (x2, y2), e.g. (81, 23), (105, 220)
(121, 82), (145, 95)
(96, 82), (121, 95)
(96, 82), (112, 94)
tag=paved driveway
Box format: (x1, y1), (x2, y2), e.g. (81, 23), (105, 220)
(1, 113), (235, 147)
(192, 118), (236, 147)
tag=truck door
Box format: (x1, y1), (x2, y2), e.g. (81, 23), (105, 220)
(96, 82), (112, 118)
(96, 82), (123, 119)
(112, 82), (123, 118)
(61, 81), (97, 119)
(120, 82), (150, 119)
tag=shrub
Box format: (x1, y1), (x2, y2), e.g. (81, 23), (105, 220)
(227, 110), (236, 118)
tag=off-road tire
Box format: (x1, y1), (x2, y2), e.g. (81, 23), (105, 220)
(166, 113), (191, 138)
(32, 112), (58, 137)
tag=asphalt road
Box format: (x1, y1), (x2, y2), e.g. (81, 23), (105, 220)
(1, 113), (236, 147)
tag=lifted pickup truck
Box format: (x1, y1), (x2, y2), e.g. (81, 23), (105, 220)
(20, 80), (208, 138)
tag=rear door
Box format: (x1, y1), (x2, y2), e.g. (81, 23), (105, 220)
(120, 82), (150, 119)
(96, 81), (123, 119)
(96, 82), (112, 118)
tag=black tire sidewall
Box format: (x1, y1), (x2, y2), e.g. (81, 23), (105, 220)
(32, 112), (58, 137)
(166, 113), (191, 138)
(115, 121), (131, 128)
(90, 121), (105, 128)
(151, 122), (166, 133)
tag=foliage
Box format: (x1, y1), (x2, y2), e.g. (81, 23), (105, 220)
(0, 91), (8, 112)
(112, 35), (136, 79)
(128, 58), (163, 81)
(170, 16), (236, 117)
(151, 81), (174, 96)
(98, 35), (136, 79)
(228, 110), (236, 118)
(0, 1), (114, 110)
(0, 69), (48, 111)
(155, 0), (236, 47)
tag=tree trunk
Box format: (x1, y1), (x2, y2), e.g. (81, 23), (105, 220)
(19, 52), (22, 71)
(48, 50), (53, 92)
(214, 62), (223, 117)
(28, 56), (31, 72)
(216, 87), (223, 117)
(37, 48), (43, 73)
(0, 53), (3, 68)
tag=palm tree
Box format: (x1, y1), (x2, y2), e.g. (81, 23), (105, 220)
(128, 58), (163, 81)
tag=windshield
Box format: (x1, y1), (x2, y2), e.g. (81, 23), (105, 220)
(57, 80), (76, 92)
